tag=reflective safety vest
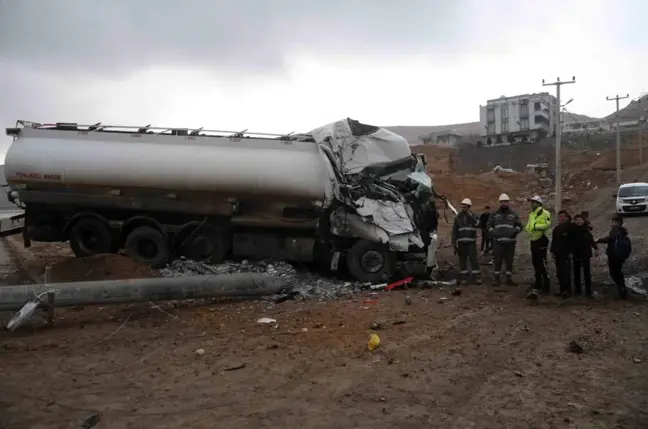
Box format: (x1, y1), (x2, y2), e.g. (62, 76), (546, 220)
(525, 207), (552, 241)
(452, 212), (480, 245)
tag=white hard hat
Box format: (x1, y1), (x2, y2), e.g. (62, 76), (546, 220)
(461, 198), (472, 206)
(528, 195), (543, 204)
(499, 193), (510, 202)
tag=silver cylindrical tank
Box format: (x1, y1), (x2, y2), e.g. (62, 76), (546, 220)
(5, 129), (332, 201)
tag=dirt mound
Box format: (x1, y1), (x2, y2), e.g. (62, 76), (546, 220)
(432, 171), (537, 210)
(48, 254), (158, 283)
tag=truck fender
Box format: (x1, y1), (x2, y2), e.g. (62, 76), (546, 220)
(64, 212), (111, 236)
(120, 216), (166, 243)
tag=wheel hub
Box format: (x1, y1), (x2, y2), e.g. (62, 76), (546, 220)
(79, 229), (100, 252)
(360, 250), (385, 273)
(138, 239), (159, 259)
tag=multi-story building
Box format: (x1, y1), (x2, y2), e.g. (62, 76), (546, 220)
(479, 92), (557, 145)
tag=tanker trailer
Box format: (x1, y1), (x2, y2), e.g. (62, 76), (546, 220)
(4, 118), (441, 282)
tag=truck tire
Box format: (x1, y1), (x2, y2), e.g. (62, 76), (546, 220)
(68, 217), (113, 258)
(346, 240), (396, 283)
(178, 224), (230, 264)
(125, 226), (170, 268)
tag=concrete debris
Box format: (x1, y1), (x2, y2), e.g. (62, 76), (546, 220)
(625, 273), (648, 296)
(161, 258), (468, 301)
(568, 340), (584, 354)
(492, 165), (516, 174)
(160, 258), (363, 300)
(224, 363), (246, 371)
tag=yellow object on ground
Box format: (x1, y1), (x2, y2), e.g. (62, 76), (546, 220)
(368, 333), (381, 351)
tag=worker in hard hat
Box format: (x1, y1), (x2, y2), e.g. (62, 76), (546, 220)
(524, 195), (552, 297)
(451, 198), (482, 285)
(486, 193), (523, 285)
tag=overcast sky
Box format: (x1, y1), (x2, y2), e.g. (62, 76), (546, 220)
(0, 0), (646, 161)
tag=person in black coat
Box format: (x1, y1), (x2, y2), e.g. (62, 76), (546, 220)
(580, 210), (593, 232)
(571, 214), (598, 296)
(479, 205), (492, 254)
(596, 215), (631, 299)
(550, 210), (574, 296)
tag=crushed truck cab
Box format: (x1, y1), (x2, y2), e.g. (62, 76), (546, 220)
(4, 118), (445, 282)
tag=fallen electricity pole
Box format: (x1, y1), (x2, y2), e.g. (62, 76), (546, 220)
(0, 273), (292, 313)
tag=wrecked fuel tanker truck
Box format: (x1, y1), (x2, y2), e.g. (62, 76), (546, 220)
(4, 118), (453, 282)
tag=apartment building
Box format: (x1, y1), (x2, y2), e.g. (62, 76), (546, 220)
(479, 92), (557, 145)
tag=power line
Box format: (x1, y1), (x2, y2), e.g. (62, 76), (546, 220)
(542, 76), (576, 215)
(606, 93), (630, 184)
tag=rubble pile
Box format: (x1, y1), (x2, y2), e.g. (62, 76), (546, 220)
(159, 258), (363, 300)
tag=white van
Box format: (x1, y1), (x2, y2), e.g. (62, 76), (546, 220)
(615, 182), (648, 214)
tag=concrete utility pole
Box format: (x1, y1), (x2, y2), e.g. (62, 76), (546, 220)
(606, 94), (630, 183)
(640, 107), (647, 165)
(542, 76), (576, 214)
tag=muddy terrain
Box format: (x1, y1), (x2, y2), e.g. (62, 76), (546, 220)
(0, 146), (647, 429)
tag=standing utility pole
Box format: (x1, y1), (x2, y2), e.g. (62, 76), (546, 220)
(606, 94), (629, 183)
(543, 76), (576, 214)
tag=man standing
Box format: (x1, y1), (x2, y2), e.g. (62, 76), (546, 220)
(418, 189), (440, 278)
(550, 210), (575, 297)
(479, 205), (492, 255)
(581, 210), (593, 231)
(486, 193), (523, 286)
(452, 198), (482, 285)
(525, 195), (552, 296)
(596, 214), (631, 299)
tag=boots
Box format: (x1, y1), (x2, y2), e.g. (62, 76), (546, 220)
(506, 275), (517, 286)
(493, 274), (501, 286)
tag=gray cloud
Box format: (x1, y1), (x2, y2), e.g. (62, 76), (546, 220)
(0, 0), (468, 76)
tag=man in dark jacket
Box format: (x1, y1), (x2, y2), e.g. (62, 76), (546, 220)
(418, 190), (440, 276)
(572, 214), (598, 296)
(596, 215), (631, 299)
(581, 210), (594, 232)
(479, 205), (492, 254)
(452, 198), (482, 285)
(486, 193), (523, 286)
(550, 210), (574, 297)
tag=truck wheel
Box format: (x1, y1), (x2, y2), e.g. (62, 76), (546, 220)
(125, 226), (170, 268)
(346, 240), (396, 283)
(69, 217), (113, 257)
(178, 224), (230, 264)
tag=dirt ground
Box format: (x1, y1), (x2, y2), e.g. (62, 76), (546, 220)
(1, 147), (647, 429)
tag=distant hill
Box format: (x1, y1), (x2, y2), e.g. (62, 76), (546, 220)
(385, 122), (481, 144)
(562, 112), (600, 124)
(385, 109), (597, 144)
(605, 94), (648, 122)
